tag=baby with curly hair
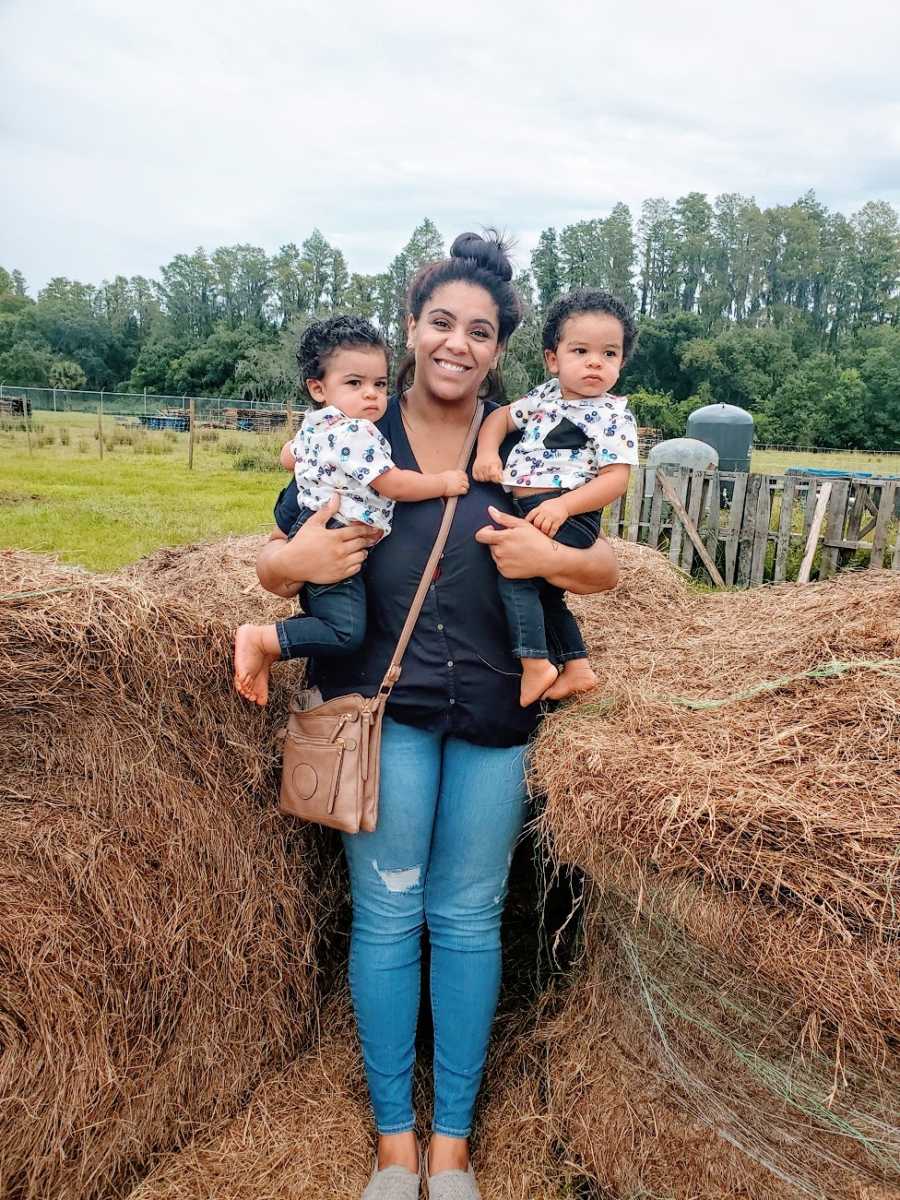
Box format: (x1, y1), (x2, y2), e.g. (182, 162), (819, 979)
(234, 316), (468, 705)
(474, 288), (639, 706)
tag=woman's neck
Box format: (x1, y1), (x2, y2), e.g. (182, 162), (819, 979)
(401, 380), (479, 432)
(400, 381), (479, 473)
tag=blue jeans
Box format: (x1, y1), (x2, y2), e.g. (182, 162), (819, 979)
(275, 507), (366, 660)
(496, 492), (600, 662)
(341, 717), (529, 1137)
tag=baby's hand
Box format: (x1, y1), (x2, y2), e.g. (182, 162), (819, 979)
(473, 454), (503, 484)
(526, 497), (570, 538)
(440, 470), (470, 497)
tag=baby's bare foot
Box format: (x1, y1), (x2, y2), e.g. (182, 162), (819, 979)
(233, 623), (280, 706)
(543, 659), (597, 701)
(519, 658), (560, 707)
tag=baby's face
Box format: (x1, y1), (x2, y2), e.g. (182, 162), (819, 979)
(544, 312), (624, 401)
(307, 347), (389, 421)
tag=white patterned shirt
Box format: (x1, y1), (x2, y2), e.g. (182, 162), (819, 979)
(291, 405), (396, 533)
(502, 379), (639, 492)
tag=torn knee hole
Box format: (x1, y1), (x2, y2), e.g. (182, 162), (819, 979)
(372, 859), (422, 894)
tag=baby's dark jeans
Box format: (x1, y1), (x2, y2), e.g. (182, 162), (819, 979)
(496, 491), (600, 663)
(274, 506), (367, 660)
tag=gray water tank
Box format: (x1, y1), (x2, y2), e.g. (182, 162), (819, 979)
(686, 403), (754, 472)
(645, 437), (719, 497)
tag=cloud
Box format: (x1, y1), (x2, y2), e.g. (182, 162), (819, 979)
(2, 0), (898, 290)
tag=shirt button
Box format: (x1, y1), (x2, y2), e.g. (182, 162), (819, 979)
(437, 624), (444, 631)
(447, 660), (454, 668)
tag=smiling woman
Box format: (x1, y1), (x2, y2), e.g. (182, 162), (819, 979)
(253, 232), (621, 1200)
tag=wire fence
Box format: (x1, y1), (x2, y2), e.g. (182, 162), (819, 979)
(0, 383), (304, 426)
(2, 383), (897, 475)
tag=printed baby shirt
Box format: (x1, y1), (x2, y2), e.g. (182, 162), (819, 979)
(292, 405), (395, 533)
(503, 378), (639, 492)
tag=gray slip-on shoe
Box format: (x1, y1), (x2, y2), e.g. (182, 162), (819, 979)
(361, 1157), (420, 1200)
(425, 1163), (481, 1200)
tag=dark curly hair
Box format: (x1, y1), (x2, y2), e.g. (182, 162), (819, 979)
(542, 289), (637, 364)
(296, 316), (389, 400)
(396, 231), (524, 401)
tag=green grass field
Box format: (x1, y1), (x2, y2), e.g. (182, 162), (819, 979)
(1, 413), (285, 572)
(1, 411), (897, 573)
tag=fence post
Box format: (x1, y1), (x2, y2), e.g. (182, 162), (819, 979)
(286, 393), (293, 435)
(25, 393), (33, 456)
(98, 392), (104, 460)
(144, 387), (148, 415)
(188, 396), (196, 469)
(52, 386), (57, 413)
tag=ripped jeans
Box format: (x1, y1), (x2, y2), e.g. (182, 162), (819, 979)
(340, 717), (529, 1138)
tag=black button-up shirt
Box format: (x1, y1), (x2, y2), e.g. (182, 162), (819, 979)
(273, 396), (540, 747)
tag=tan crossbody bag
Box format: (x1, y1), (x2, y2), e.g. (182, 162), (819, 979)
(277, 401), (483, 834)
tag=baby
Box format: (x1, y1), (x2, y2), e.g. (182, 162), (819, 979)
(473, 289), (639, 706)
(234, 316), (468, 705)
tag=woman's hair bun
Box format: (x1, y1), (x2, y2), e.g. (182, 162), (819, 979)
(449, 230), (514, 283)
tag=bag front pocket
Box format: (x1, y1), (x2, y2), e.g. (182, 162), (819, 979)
(281, 732), (346, 820)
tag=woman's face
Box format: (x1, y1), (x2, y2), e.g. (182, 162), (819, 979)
(406, 281), (501, 403)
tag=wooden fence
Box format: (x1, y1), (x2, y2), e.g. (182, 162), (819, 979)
(601, 467), (900, 587)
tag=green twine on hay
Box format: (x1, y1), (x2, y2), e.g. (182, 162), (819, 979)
(558, 658), (900, 721)
(659, 658), (900, 711)
(0, 581), (97, 602)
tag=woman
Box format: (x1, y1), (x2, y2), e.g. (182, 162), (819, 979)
(257, 233), (619, 1199)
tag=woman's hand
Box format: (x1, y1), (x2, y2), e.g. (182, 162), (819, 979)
(256, 495), (381, 597)
(475, 505), (619, 595)
(474, 505), (559, 580)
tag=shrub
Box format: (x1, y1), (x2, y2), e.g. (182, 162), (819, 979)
(232, 448), (280, 472)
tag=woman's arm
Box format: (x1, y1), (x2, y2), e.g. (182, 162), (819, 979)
(255, 495), (381, 597)
(474, 505), (619, 595)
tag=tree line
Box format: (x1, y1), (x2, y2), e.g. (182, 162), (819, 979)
(2, 193), (899, 450)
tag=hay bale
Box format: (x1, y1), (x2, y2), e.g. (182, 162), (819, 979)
(538, 566), (900, 1050)
(536, 924), (898, 1200)
(125, 997), (373, 1200)
(0, 550), (336, 1200)
(531, 550), (900, 1196)
(126, 534), (295, 627)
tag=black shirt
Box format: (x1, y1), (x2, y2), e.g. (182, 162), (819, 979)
(273, 396), (540, 747)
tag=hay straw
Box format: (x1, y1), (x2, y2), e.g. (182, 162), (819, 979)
(537, 558), (900, 1013)
(529, 545), (900, 1197)
(538, 912), (899, 1200)
(125, 995), (373, 1200)
(125, 534), (296, 627)
(0, 550), (337, 1200)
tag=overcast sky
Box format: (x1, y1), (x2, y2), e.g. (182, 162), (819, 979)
(3, 0), (899, 293)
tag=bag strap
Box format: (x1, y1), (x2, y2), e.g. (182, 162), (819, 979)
(373, 399), (484, 707)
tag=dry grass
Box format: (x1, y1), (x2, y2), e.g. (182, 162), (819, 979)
(126, 995), (373, 1200)
(0, 549), (336, 1200)
(536, 547), (900, 1051)
(124, 534), (295, 628)
(528, 543), (900, 1197)
(4, 537), (899, 1200)
(532, 917), (899, 1200)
